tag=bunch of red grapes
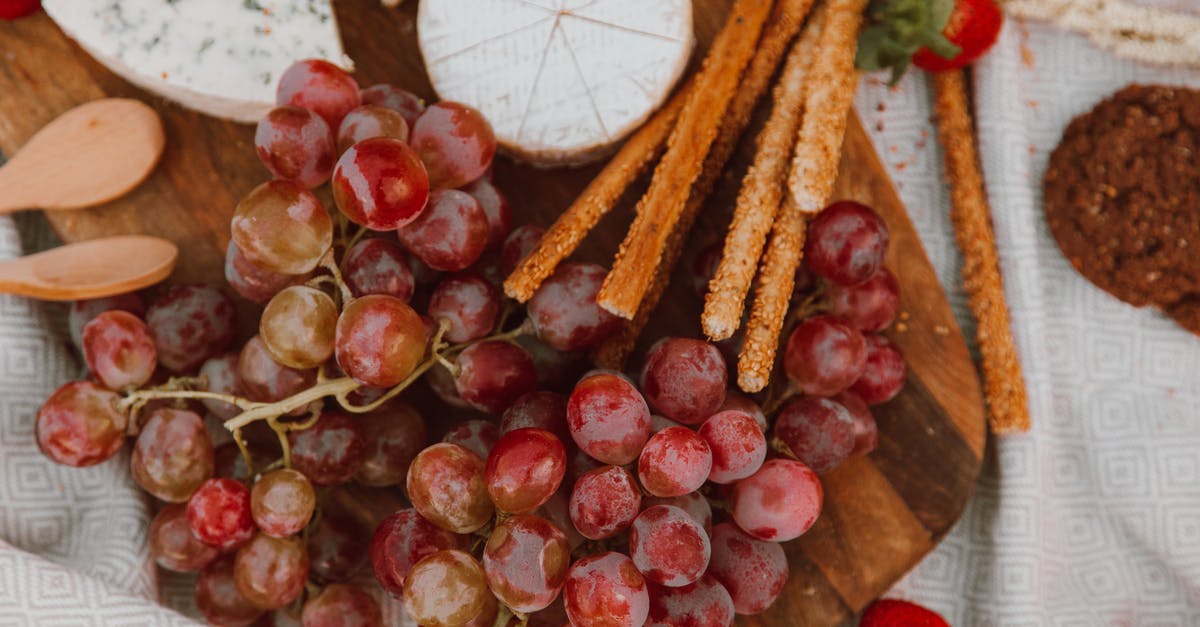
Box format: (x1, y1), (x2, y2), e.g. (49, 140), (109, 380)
(33, 56), (905, 627)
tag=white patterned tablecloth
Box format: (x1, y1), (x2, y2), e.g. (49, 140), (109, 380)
(0, 11), (1198, 627)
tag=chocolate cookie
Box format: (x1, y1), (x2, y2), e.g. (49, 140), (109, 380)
(1043, 84), (1200, 334)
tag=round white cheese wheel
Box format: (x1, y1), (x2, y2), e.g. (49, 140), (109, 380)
(418, 0), (694, 167)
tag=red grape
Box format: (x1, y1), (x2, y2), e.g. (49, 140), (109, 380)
(647, 575), (735, 627)
(568, 465), (641, 540)
(410, 101), (496, 189)
(200, 353), (243, 420)
(276, 59), (360, 129)
(68, 293), (145, 352)
(774, 397), (856, 474)
(731, 459), (823, 542)
(402, 550), (490, 626)
(783, 314), (868, 397)
(638, 427), (712, 497)
(337, 104), (409, 153)
(441, 419), (499, 460)
(196, 556), (263, 627)
(360, 84), (425, 127)
(397, 188), (489, 272)
(356, 402), (426, 487)
(36, 381), (127, 467)
(688, 242), (722, 298)
(237, 335), (317, 403)
(460, 592), (500, 627)
(255, 105), (335, 188)
(332, 137), (430, 230)
(643, 492), (713, 537)
(462, 178), (512, 251)
(233, 533), (309, 610)
(527, 263), (621, 352)
(370, 509), (466, 596)
(630, 505), (711, 587)
(149, 504), (219, 572)
(826, 267), (900, 331)
(707, 523), (788, 615)
(851, 333), (906, 404)
(640, 338), (727, 425)
(517, 334), (587, 391)
(288, 411), (366, 486)
(718, 391), (768, 432)
(187, 478), (255, 551)
(500, 391), (569, 443)
(697, 410), (766, 484)
(145, 284), (236, 373)
(803, 200), (889, 286)
(231, 180), (333, 275)
(407, 443), (494, 533)
(225, 241), (298, 305)
(342, 237), (415, 301)
(499, 224), (545, 276)
(834, 390), (879, 457)
(301, 583), (382, 627)
(308, 512), (370, 584)
(563, 552), (649, 627)
(427, 362), (472, 409)
(82, 310), (156, 390)
(427, 273), (500, 343)
(131, 408), (213, 502)
(250, 468), (315, 537)
(260, 285), (338, 369)
(483, 514), (570, 613)
(567, 372), (650, 465)
(485, 427), (566, 514)
(453, 340), (537, 414)
(335, 295), (427, 388)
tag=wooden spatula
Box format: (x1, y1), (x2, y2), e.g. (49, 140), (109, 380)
(0, 235), (177, 300)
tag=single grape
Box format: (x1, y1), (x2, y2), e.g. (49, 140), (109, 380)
(68, 292), (145, 352)
(566, 372), (650, 465)
(187, 478), (256, 551)
(237, 335), (317, 403)
(537, 484), (586, 549)
(250, 468), (315, 537)
(638, 427), (712, 498)
(308, 512), (370, 583)
(851, 333), (906, 405)
(370, 509), (466, 596)
(646, 575), (735, 627)
(563, 552), (649, 627)
(131, 408), (213, 502)
(485, 428), (567, 514)
(460, 592), (500, 627)
(332, 137), (430, 230)
(428, 273), (501, 343)
(453, 340), (537, 414)
(803, 200), (890, 286)
(255, 105), (335, 188)
(783, 314), (868, 397)
(688, 242), (722, 298)
(301, 583), (383, 627)
(441, 419), (499, 460)
(731, 459), (823, 542)
(500, 391), (569, 443)
(499, 224), (545, 276)
(461, 178), (512, 250)
(834, 390), (879, 457)
(225, 241), (298, 305)
(630, 505), (711, 587)
(356, 402), (426, 487)
(196, 556), (263, 627)
(568, 465), (641, 540)
(483, 514), (570, 613)
(517, 334), (587, 391)
(397, 188), (489, 272)
(360, 84), (425, 127)
(407, 443), (494, 534)
(35, 381), (127, 467)
(402, 550), (490, 627)
(826, 267), (900, 331)
(774, 396), (856, 474)
(288, 411), (366, 486)
(410, 101), (496, 189)
(260, 285), (338, 369)
(81, 310), (156, 390)
(527, 263), (621, 352)
(337, 104), (409, 154)
(149, 504), (219, 572)
(276, 58), (361, 129)
(640, 337), (727, 425)
(697, 410), (767, 484)
(707, 523), (789, 615)
(199, 353), (243, 420)
(231, 180), (333, 275)
(718, 390), (768, 432)
(234, 533), (309, 610)
(335, 295), (427, 387)
(145, 284), (236, 373)
(643, 492), (712, 537)
(341, 237), (415, 301)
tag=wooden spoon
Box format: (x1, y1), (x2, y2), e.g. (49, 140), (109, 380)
(0, 235), (177, 301)
(0, 99), (164, 213)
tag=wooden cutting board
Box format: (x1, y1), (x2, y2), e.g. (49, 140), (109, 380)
(0, 1), (987, 624)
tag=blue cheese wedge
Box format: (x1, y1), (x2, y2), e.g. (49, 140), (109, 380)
(418, 0), (693, 167)
(42, 0), (354, 123)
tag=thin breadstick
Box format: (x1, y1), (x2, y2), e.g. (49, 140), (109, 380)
(597, 0), (775, 320)
(702, 4), (828, 341)
(932, 70), (1030, 433)
(502, 79), (694, 303)
(593, 0), (816, 368)
(787, 0), (867, 215)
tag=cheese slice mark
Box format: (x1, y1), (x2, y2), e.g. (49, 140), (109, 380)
(419, 0), (694, 167)
(42, 0), (354, 124)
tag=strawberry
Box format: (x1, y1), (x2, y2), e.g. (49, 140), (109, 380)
(859, 599), (951, 627)
(856, 0), (1003, 82)
(0, 0), (41, 20)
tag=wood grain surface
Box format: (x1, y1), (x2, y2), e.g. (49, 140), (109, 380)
(0, 1), (987, 624)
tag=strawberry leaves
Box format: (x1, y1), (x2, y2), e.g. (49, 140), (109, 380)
(856, 0), (960, 84)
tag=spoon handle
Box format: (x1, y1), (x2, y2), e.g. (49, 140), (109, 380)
(0, 163), (35, 214)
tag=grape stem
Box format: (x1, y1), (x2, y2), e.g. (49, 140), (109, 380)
(318, 251), (355, 305)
